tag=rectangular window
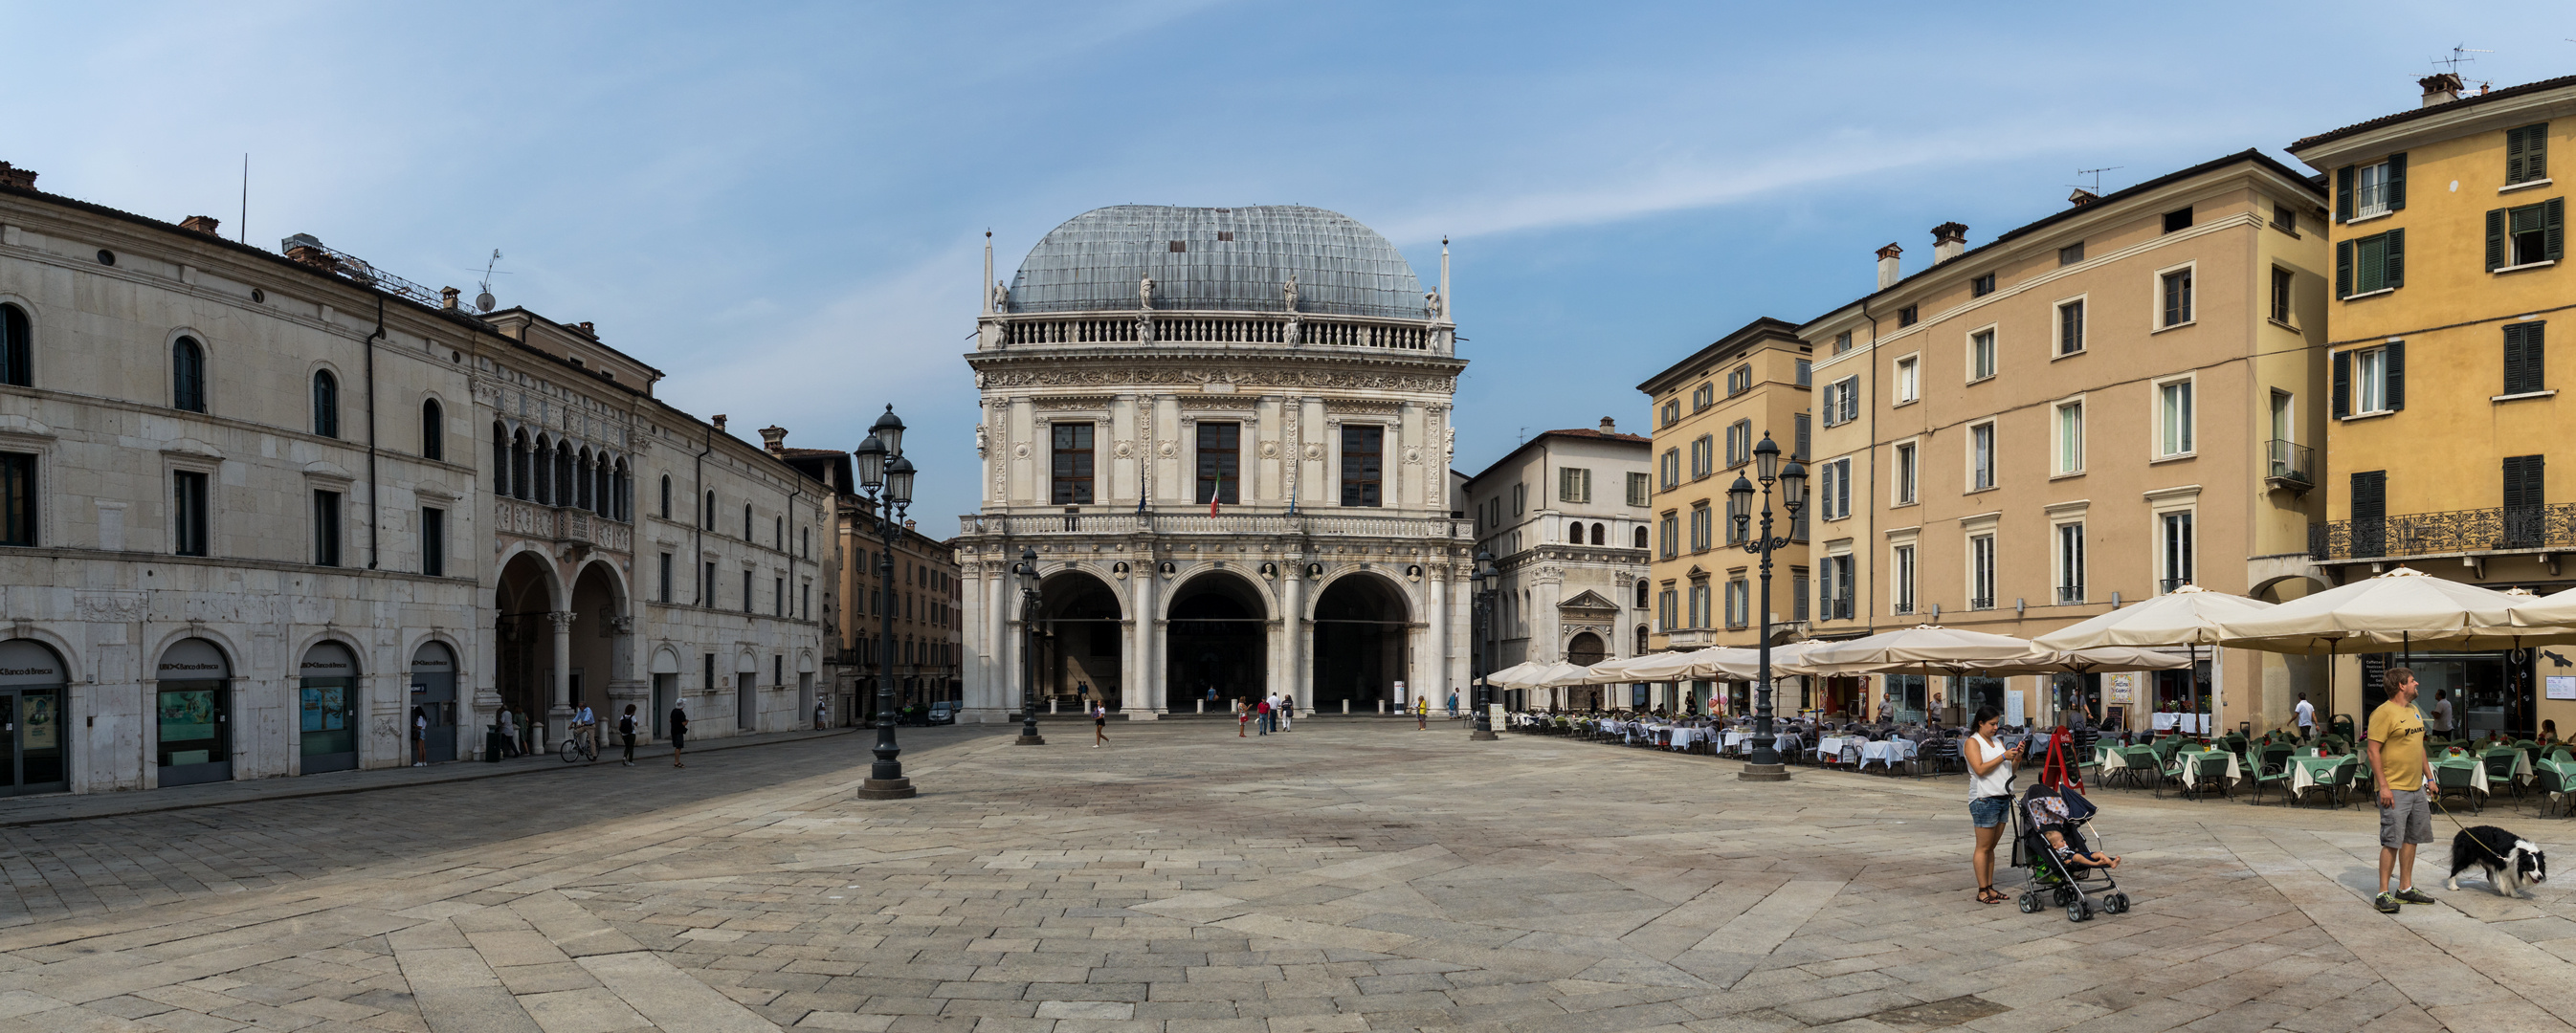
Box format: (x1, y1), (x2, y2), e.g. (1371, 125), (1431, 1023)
(659, 552), (674, 604)
(2056, 299), (2084, 356)
(1792, 568), (1810, 622)
(1898, 304), (1918, 327)
(1969, 534), (1996, 608)
(2158, 380), (2194, 457)
(1732, 421), (1755, 466)
(2352, 471), (2387, 559)
(1823, 376), (1860, 426)
(2161, 269), (2194, 326)
(1794, 359), (1811, 386)
(1723, 580), (1748, 628)
(2058, 242), (2085, 265)
(2505, 454), (2547, 547)
(2054, 401), (2084, 474)
(1832, 330), (1853, 355)
(1728, 365), (1752, 395)
(1660, 400), (1679, 427)
(2161, 512), (2194, 591)
(2163, 207), (2193, 233)
(776, 577), (786, 617)
(1968, 329), (1996, 380)
(1970, 272), (1996, 297)
(2487, 198), (2565, 270)
(1691, 435), (1713, 477)
(173, 471), (209, 557)
(2334, 342), (2406, 416)
(2508, 123), (2550, 185)
(743, 569), (753, 613)
(704, 561), (717, 607)
(2350, 159), (2399, 220)
(1341, 425), (1383, 507)
(1693, 384), (1715, 410)
(1895, 442), (1918, 504)
(1689, 504), (1711, 551)
(422, 507), (445, 577)
(304, 492), (344, 570)
(1793, 412), (1810, 460)
(1194, 422), (1240, 505)
(1896, 356), (1918, 402)
(1969, 423), (1995, 490)
(0, 453), (31, 547)
(2274, 202), (2298, 233)
(2055, 522), (2085, 604)
(1627, 472), (1650, 507)
(1050, 423), (1095, 505)
(1658, 512), (1677, 559)
(1822, 457), (1852, 520)
(1822, 555), (1854, 620)
(2506, 321), (2548, 396)
(2338, 229), (2406, 297)
(2270, 267), (2295, 324)
(1689, 582), (1711, 628)
(1892, 544), (1917, 614)
(1656, 586), (1677, 631)
(1559, 467), (1591, 503)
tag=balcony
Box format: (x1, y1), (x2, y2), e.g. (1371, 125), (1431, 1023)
(2311, 504), (2565, 562)
(960, 511), (1467, 540)
(2265, 439), (2315, 493)
(495, 497), (633, 554)
(2056, 585), (2085, 604)
(992, 310), (1447, 355)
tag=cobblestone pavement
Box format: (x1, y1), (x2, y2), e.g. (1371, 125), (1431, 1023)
(0, 721), (2569, 1033)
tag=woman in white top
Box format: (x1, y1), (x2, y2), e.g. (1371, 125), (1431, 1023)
(1964, 705), (2025, 905)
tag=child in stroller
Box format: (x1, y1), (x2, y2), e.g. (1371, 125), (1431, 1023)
(2013, 783), (2131, 921)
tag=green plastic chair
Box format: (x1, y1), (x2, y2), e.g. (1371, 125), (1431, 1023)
(2481, 751), (2522, 801)
(2434, 762), (2482, 814)
(2251, 758), (2295, 804)
(2190, 753), (2233, 801)
(2532, 762), (2574, 819)
(2316, 760), (2360, 808)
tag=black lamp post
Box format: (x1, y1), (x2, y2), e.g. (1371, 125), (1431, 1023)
(853, 406), (919, 800)
(1012, 545), (1046, 745)
(1469, 550), (1499, 741)
(1727, 433), (1806, 782)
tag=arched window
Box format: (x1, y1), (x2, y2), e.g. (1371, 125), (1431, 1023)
(1635, 626), (1650, 654)
(311, 370), (339, 438)
(660, 475), (673, 518)
(575, 449), (594, 512)
(511, 430), (532, 500)
(531, 436), (553, 503)
(554, 443), (573, 504)
(1635, 580), (1649, 608)
(774, 516), (783, 549)
(0, 303), (28, 387)
(420, 399), (443, 460)
(493, 424), (510, 495)
(171, 337), (206, 412)
(1591, 522), (1607, 545)
(1633, 526), (1649, 549)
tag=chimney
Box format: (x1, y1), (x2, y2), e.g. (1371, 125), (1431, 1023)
(2419, 73), (2464, 107)
(760, 425), (788, 454)
(0, 163), (34, 189)
(439, 286), (460, 310)
(1931, 222), (1968, 264)
(904, 518), (918, 532)
(2067, 188), (2099, 208)
(180, 215), (222, 236)
(1876, 243), (1903, 290)
(1598, 416), (1616, 435)
(576, 321), (596, 337)
(712, 414), (727, 432)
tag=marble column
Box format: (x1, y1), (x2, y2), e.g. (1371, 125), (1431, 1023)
(547, 610), (575, 745)
(1278, 569), (1307, 714)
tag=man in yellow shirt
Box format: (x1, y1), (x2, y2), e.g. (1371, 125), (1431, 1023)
(2366, 668), (2437, 913)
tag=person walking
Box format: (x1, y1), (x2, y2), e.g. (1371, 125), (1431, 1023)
(1447, 690), (1458, 719)
(669, 700), (690, 769)
(2367, 667), (2437, 912)
(411, 706), (429, 767)
(1279, 694), (1295, 732)
(1093, 701), (1109, 747)
(498, 707), (521, 758)
(2294, 692), (2316, 742)
(618, 704), (639, 765)
(2427, 689), (2454, 739)
(1237, 698), (1251, 737)
(814, 699), (827, 730)
(1964, 705), (2024, 906)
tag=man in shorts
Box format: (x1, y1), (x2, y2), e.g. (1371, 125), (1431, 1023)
(2366, 667), (2437, 912)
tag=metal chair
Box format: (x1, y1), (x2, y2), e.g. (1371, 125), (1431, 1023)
(2480, 751), (2522, 802)
(2434, 763), (2482, 814)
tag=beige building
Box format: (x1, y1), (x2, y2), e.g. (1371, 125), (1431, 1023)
(1462, 419), (1653, 711)
(1636, 319), (1812, 713)
(1803, 151), (2330, 730)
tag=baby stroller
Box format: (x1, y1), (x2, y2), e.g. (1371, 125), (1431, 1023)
(2011, 730), (2132, 922)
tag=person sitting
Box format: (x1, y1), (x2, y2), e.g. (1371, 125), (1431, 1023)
(2543, 720), (2561, 747)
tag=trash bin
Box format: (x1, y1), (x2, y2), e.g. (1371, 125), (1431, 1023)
(485, 725), (504, 762)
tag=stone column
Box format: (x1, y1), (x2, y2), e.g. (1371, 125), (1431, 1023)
(1129, 565), (1160, 714)
(1426, 568), (1448, 711)
(1278, 567), (1306, 713)
(548, 611), (575, 741)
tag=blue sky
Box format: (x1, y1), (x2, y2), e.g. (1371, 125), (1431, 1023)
(9, 1), (2572, 524)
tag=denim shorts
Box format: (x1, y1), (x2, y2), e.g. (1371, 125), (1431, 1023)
(1970, 795), (2012, 829)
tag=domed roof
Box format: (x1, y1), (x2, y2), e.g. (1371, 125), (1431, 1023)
(1007, 205), (1430, 319)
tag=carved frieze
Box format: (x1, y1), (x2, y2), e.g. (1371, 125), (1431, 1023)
(977, 366), (1455, 393)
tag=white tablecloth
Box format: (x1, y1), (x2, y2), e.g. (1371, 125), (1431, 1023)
(1667, 726), (1710, 751)
(2152, 713), (2210, 734)
(2174, 750), (2241, 789)
(1858, 739), (1915, 770)
(1814, 736), (1850, 761)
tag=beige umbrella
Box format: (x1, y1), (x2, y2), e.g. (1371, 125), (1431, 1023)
(2215, 566), (2550, 654)
(1801, 625), (2056, 675)
(1482, 662), (1544, 690)
(1531, 661), (1595, 688)
(2032, 584), (2276, 728)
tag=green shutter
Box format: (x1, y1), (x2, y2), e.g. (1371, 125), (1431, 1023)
(2507, 126), (2531, 184)
(2336, 239), (2354, 297)
(2336, 165), (2354, 223)
(2385, 341), (2405, 411)
(2384, 229), (2405, 289)
(2548, 197), (2566, 261)
(2387, 153), (2408, 211)
(2489, 208), (2509, 271)
(2534, 125), (2551, 183)
(2332, 349), (2351, 417)
(2505, 323), (2530, 394)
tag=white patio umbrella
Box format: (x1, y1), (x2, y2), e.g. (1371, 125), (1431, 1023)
(1531, 661), (1595, 688)
(2032, 584), (2279, 728)
(2216, 567), (2569, 655)
(1801, 625), (2056, 674)
(1482, 662), (1544, 689)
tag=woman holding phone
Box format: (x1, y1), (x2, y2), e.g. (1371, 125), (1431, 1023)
(1965, 705), (2024, 905)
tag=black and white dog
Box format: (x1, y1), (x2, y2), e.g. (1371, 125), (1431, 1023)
(2446, 825), (2547, 896)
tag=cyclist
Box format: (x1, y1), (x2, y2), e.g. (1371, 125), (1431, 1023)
(571, 703), (598, 759)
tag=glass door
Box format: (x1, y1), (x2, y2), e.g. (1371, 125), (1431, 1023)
(300, 679), (358, 773)
(157, 681), (231, 786)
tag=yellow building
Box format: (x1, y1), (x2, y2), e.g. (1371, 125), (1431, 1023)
(1636, 319), (1812, 713)
(2290, 73), (2576, 737)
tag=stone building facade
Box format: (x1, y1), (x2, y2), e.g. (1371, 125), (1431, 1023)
(1462, 420), (1654, 711)
(0, 168), (826, 795)
(955, 206), (1471, 720)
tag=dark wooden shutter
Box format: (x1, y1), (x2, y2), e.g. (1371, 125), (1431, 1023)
(2332, 350), (2351, 417)
(2385, 341), (2405, 411)
(2534, 125), (2551, 182)
(2387, 153), (2408, 211)
(2547, 198), (2565, 261)
(2336, 165), (2354, 223)
(2504, 323), (2530, 394)
(2489, 209), (2509, 271)
(2531, 321), (2548, 394)
(2336, 239), (2354, 297)
(2351, 471), (2387, 559)
(2383, 230), (2405, 289)
(1793, 412), (1810, 460)
(2508, 126), (2530, 184)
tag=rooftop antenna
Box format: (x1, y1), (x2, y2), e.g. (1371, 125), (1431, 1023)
(2070, 166), (2123, 194)
(473, 250), (505, 313)
(238, 154), (248, 245)
(2435, 44), (2494, 90)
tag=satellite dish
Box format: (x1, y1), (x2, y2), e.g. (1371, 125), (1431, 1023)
(474, 291), (496, 313)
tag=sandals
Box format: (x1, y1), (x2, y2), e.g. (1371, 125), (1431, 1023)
(1976, 886), (2008, 905)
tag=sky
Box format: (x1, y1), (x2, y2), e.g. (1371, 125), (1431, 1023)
(8, 1), (2573, 525)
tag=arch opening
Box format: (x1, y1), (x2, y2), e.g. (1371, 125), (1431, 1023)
(496, 551), (560, 749)
(411, 640), (460, 763)
(298, 640), (361, 773)
(157, 637), (233, 785)
(1167, 573), (1268, 709)
(1034, 571), (1123, 710)
(1312, 574), (1409, 712)
(0, 639), (68, 794)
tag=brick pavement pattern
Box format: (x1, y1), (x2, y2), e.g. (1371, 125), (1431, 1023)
(0, 722), (2569, 1033)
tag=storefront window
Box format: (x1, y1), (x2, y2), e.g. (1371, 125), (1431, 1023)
(300, 642), (360, 773)
(156, 638), (232, 786)
(0, 639), (68, 795)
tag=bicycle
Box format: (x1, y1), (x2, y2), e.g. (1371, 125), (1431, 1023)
(559, 724), (599, 763)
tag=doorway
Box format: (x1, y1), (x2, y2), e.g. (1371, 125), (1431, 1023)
(156, 638), (233, 786)
(0, 640), (69, 797)
(300, 641), (360, 774)
(1167, 573), (1268, 708)
(1037, 572), (1123, 710)
(1312, 574), (1408, 711)
(411, 642), (459, 763)
(738, 664), (758, 731)
(652, 671), (675, 739)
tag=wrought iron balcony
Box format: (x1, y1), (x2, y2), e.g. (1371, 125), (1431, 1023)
(2056, 585), (2086, 604)
(1969, 596), (1995, 610)
(2265, 439), (2315, 492)
(1891, 602), (1915, 616)
(2310, 504), (2566, 561)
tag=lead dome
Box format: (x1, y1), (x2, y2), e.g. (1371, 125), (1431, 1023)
(1006, 205), (1430, 319)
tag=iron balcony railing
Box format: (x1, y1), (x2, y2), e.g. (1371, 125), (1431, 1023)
(2056, 585), (2085, 604)
(1891, 602), (1915, 616)
(2310, 504), (2566, 561)
(1969, 595), (1995, 610)
(961, 512), (1468, 539)
(2266, 438), (2315, 488)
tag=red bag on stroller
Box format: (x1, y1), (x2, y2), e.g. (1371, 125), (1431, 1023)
(2034, 727), (2083, 792)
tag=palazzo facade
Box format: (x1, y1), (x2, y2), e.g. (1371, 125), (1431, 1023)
(956, 206), (1471, 719)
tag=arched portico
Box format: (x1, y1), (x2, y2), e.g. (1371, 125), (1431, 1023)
(1311, 572), (1410, 712)
(568, 559), (633, 722)
(496, 550), (564, 747)
(1166, 571), (1269, 708)
(1035, 570), (1124, 709)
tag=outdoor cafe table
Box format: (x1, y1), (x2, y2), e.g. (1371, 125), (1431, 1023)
(1814, 736), (1853, 763)
(2482, 747), (2534, 784)
(2173, 746), (2242, 791)
(2432, 756), (2493, 796)
(1663, 725), (1711, 751)
(1858, 738), (1915, 770)
(2289, 755), (2356, 800)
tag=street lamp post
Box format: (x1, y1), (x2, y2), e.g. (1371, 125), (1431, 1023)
(1012, 545), (1046, 745)
(1728, 433), (1807, 783)
(853, 406), (920, 800)
(1469, 550), (1499, 741)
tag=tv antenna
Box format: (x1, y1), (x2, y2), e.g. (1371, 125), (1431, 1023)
(472, 249), (506, 313)
(2071, 166), (2123, 194)
(2434, 44), (2493, 89)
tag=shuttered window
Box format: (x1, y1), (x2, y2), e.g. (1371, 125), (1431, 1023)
(2351, 471), (2387, 559)
(2505, 321), (2548, 396)
(2332, 343), (2405, 417)
(1792, 413), (1810, 460)
(2339, 155), (2405, 222)
(2505, 455), (2546, 548)
(2337, 229), (2405, 297)
(2485, 198), (2565, 270)
(2506, 123), (2550, 186)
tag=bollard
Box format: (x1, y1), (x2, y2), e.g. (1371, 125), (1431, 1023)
(1377, 699), (1387, 714)
(1049, 698), (1057, 714)
(1342, 699), (1349, 714)
(1196, 699), (1204, 714)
